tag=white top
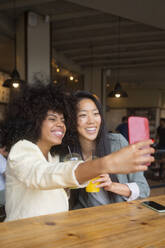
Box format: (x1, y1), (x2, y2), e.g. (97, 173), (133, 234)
(0, 153), (6, 191)
(5, 140), (85, 222)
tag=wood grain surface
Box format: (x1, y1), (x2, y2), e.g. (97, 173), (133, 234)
(0, 195), (165, 248)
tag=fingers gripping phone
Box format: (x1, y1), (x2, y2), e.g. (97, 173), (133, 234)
(142, 201), (165, 213)
(128, 116), (150, 144)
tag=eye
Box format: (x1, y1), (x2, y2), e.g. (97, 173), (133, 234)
(78, 114), (87, 118)
(48, 117), (56, 121)
(61, 118), (65, 123)
(94, 112), (100, 116)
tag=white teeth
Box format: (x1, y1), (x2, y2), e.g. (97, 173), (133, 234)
(86, 128), (96, 131)
(86, 128), (97, 134)
(54, 131), (63, 136)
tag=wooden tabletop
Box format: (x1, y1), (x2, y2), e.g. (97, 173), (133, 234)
(0, 195), (165, 248)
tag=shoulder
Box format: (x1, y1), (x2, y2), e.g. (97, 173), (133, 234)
(11, 139), (36, 150)
(108, 133), (128, 152)
(116, 123), (122, 130)
(0, 153), (7, 163)
(9, 139), (39, 158)
(117, 122), (125, 128)
(108, 133), (128, 144)
(0, 154), (6, 172)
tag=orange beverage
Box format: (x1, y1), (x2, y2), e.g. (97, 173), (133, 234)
(85, 177), (100, 193)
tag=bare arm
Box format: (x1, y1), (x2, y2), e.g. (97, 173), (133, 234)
(75, 139), (155, 184)
(106, 182), (131, 197)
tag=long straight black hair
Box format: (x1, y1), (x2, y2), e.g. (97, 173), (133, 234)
(69, 91), (118, 209)
(71, 91), (111, 158)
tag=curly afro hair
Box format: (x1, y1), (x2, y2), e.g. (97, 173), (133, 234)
(3, 81), (76, 151)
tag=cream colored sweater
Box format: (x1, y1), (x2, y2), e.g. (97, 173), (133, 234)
(5, 140), (84, 221)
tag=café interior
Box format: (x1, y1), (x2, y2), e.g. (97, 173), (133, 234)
(0, 0), (165, 247)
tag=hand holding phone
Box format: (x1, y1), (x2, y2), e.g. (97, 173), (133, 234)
(142, 200), (165, 213)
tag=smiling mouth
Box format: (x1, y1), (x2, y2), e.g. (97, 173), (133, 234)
(85, 127), (97, 133)
(52, 131), (64, 138)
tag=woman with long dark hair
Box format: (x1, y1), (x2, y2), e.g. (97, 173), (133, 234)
(3, 82), (154, 221)
(69, 91), (150, 209)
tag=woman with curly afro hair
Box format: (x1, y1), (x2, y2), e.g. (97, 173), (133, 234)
(3, 81), (154, 221)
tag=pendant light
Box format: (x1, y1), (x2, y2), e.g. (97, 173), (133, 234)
(108, 82), (128, 98)
(3, 0), (24, 88)
(108, 17), (128, 98)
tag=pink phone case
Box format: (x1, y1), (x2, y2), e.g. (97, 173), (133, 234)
(128, 116), (149, 144)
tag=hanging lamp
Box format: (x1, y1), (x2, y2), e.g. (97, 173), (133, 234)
(3, 0), (24, 88)
(108, 82), (128, 98)
(108, 17), (128, 98)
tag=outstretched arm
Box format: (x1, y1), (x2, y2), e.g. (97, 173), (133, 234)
(75, 139), (154, 184)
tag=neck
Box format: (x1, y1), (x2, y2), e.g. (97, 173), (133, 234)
(79, 137), (96, 161)
(36, 140), (51, 161)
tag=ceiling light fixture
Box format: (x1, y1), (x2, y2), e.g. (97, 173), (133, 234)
(3, 0), (24, 88)
(69, 76), (74, 81)
(108, 17), (128, 98)
(108, 82), (128, 98)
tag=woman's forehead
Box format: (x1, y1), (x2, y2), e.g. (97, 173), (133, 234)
(77, 98), (98, 110)
(47, 110), (64, 116)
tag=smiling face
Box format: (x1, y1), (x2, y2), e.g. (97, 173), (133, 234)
(77, 98), (101, 144)
(37, 110), (66, 155)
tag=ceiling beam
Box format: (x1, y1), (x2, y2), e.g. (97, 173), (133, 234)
(74, 50), (165, 63)
(81, 61), (165, 70)
(68, 45), (165, 59)
(51, 10), (99, 21)
(67, 0), (165, 30)
(80, 56), (165, 67)
(53, 13), (116, 30)
(53, 30), (165, 47)
(58, 36), (165, 55)
(0, 0), (55, 10)
(54, 24), (159, 42)
(53, 19), (133, 33)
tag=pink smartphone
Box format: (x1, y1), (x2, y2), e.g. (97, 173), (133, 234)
(128, 116), (150, 144)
